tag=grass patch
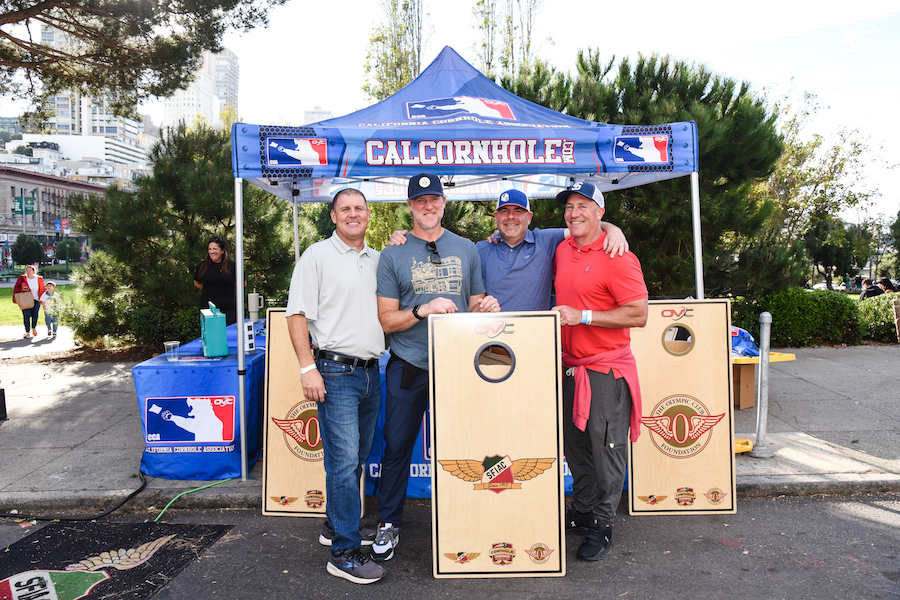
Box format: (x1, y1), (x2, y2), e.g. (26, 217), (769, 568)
(0, 283), (80, 326)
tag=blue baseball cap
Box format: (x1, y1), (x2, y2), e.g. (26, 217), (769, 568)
(408, 173), (444, 200)
(556, 180), (604, 208)
(496, 189), (530, 211)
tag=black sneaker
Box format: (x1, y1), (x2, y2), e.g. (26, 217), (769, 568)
(565, 507), (592, 536)
(577, 519), (612, 561)
(318, 519), (376, 547)
(327, 548), (385, 584)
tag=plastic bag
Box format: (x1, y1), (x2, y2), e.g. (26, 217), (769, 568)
(730, 326), (759, 357)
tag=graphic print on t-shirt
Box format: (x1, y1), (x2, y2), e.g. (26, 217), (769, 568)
(411, 256), (462, 295)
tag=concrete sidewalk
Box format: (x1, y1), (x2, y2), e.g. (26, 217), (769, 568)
(1, 332), (899, 515)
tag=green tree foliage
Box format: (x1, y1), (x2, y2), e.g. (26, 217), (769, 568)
(0, 0), (286, 123)
(10, 233), (42, 265)
(362, 0), (424, 102)
(802, 215), (854, 289)
(67, 123), (302, 345)
(504, 52), (784, 297)
(857, 294), (900, 343)
(473, 0), (543, 78)
(749, 94), (875, 242)
(732, 287), (861, 347)
(55, 238), (81, 263)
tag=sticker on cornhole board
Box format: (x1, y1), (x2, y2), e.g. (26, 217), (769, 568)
(628, 299), (736, 515)
(429, 312), (566, 578)
(262, 308), (363, 517)
(144, 396), (235, 445)
(0, 522), (231, 600)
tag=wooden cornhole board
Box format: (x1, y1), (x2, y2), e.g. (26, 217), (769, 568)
(429, 312), (565, 578)
(628, 299), (736, 515)
(262, 308), (363, 517)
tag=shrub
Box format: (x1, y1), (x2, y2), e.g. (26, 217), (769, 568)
(858, 294), (900, 343)
(731, 287), (861, 347)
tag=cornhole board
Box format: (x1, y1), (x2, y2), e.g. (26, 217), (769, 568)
(429, 311), (565, 578)
(628, 299), (736, 515)
(262, 308), (363, 517)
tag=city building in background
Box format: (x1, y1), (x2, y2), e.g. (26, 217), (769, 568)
(0, 30), (240, 266)
(303, 106), (333, 125)
(0, 166), (104, 265)
(161, 49), (239, 130)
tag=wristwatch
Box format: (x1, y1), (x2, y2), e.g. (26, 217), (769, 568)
(412, 304), (424, 320)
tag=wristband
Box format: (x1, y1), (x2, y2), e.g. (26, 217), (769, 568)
(300, 364), (317, 375)
(582, 310), (592, 326)
(412, 304), (425, 320)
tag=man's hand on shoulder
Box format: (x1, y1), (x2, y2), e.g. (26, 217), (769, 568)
(600, 222), (629, 257)
(388, 230), (408, 246)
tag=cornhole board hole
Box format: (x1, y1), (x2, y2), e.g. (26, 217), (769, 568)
(262, 308), (362, 517)
(628, 299), (736, 515)
(429, 311), (565, 578)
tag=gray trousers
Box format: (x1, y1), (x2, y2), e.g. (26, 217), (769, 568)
(562, 367), (633, 524)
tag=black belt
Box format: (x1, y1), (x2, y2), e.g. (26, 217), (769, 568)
(313, 349), (379, 368)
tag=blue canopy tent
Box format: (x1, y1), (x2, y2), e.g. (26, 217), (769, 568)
(228, 46), (703, 479)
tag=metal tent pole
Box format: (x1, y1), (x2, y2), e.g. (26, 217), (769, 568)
(234, 177), (248, 481)
(690, 172), (704, 299)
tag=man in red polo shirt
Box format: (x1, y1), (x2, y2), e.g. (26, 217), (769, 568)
(552, 180), (648, 561)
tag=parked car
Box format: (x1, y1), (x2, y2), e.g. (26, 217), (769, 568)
(812, 281), (847, 290)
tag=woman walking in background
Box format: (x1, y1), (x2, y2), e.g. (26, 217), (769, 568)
(13, 265), (44, 337)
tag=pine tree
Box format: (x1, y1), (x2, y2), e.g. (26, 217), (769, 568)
(506, 51), (785, 296)
(67, 123), (303, 344)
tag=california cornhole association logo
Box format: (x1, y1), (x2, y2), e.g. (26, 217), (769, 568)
(641, 395), (725, 459)
(272, 400), (323, 461)
(438, 455), (555, 494)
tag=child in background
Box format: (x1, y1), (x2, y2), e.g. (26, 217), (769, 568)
(40, 282), (59, 338)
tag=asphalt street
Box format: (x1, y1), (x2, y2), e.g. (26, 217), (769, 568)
(2, 494), (898, 599)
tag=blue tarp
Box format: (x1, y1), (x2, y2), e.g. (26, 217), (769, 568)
(231, 46), (699, 203)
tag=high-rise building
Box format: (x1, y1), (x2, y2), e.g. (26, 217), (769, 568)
(39, 24), (141, 149)
(161, 49), (239, 129)
(214, 49), (240, 117)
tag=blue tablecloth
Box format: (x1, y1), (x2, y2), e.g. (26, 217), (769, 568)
(131, 320), (267, 480)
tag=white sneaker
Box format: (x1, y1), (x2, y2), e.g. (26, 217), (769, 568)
(371, 522), (399, 562)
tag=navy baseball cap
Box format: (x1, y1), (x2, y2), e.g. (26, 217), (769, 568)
(408, 173), (444, 200)
(496, 189), (530, 211)
(556, 180), (604, 208)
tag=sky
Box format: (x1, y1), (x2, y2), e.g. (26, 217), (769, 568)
(179, 0), (898, 221)
(12, 0), (900, 221)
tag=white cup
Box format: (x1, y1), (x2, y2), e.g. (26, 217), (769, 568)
(164, 341), (180, 362)
(248, 293), (265, 322)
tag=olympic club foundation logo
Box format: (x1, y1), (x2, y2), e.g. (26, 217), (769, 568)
(704, 488), (728, 504)
(525, 543), (555, 564)
(641, 395), (725, 459)
(271, 400), (323, 461)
